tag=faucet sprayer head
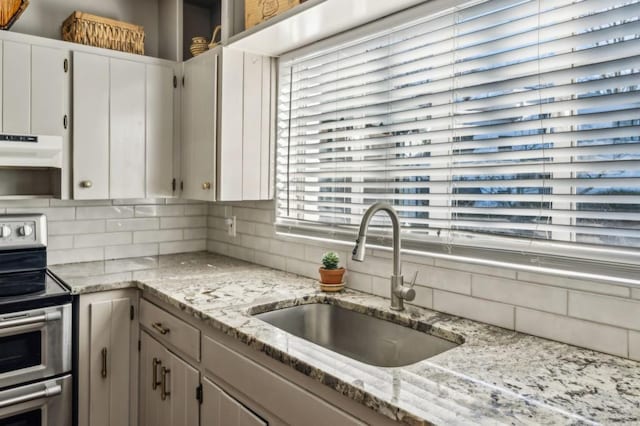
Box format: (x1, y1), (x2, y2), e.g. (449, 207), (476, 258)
(352, 235), (367, 262)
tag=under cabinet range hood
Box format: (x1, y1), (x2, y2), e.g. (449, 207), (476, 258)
(0, 134), (63, 168)
(0, 134), (64, 199)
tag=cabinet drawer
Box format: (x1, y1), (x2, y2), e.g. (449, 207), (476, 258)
(140, 299), (200, 361)
(202, 336), (364, 426)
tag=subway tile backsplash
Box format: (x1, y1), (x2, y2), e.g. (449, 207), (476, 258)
(0, 198), (207, 265)
(206, 200), (640, 361)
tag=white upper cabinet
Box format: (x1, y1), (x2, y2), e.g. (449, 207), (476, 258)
(2, 41), (30, 134)
(181, 46), (274, 202)
(110, 58), (146, 199)
(146, 63), (177, 198)
(73, 51), (110, 200)
(73, 50), (178, 201)
(181, 49), (217, 202)
(218, 48), (273, 201)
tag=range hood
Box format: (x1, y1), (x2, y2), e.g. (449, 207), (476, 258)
(0, 134), (64, 199)
(0, 134), (63, 168)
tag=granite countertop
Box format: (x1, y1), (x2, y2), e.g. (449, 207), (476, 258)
(50, 252), (640, 425)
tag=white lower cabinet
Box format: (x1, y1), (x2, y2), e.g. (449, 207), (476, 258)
(77, 289), (139, 426)
(202, 378), (266, 426)
(139, 330), (200, 426)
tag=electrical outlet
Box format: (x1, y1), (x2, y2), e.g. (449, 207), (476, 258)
(225, 216), (237, 237)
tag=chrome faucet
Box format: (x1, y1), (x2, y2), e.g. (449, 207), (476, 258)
(352, 202), (416, 311)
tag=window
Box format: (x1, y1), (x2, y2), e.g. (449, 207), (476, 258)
(276, 0), (640, 267)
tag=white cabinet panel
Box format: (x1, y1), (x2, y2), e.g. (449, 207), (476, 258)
(79, 291), (138, 426)
(31, 45), (71, 198)
(146, 63), (175, 198)
(181, 49), (217, 201)
(2, 41), (31, 133)
(218, 48), (243, 201)
(202, 378), (267, 426)
(110, 58), (146, 199)
(73, 52), (110, 200)
(168, 351), (200, 426)
(140, 331), (170, 426)
(217, 48), (273, 202)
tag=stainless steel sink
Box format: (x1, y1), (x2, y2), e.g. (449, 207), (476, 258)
(254, 303), (459, 367)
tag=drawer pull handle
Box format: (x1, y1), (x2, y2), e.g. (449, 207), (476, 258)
(160, 366), (171, 400)
(101, 347), (108, 378)
(152, 358), (162, 390)
(152, 322), (170, 335)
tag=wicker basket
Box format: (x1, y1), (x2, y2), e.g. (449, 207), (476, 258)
(62, 11), (145, 55)
(244, 0), (304, 30)
(0, 0), (29, 30)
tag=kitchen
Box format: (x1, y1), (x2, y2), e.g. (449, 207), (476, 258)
(0, 0), (638, 425)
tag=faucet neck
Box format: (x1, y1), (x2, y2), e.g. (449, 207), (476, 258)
(356, 202), (402, 277)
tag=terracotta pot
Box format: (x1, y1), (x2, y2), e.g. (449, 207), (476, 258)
(319, 267), (345, 284)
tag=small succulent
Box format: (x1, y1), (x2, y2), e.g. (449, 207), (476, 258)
(321, 251), (340, 270)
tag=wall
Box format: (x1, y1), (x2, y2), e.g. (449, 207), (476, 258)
(207, 200), (640, 361)
(11, 0), (159, 57)
(0, 198), (207, 265)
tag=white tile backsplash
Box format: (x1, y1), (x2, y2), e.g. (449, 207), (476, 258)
(3, 198), (207, 265)
(472, 275), (567, 315)
(516, 308), (628, 358)
(568, 292), (640, 331)
(630, 331), (640, 361)
(206, 199), (640, 360)
(434, 290), (515, 329)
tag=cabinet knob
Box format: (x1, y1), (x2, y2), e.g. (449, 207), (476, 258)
(202, 182), (211, 190)
(80, 180), (93, 189)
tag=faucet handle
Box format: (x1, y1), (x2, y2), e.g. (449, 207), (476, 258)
(409, 270), (419, 287)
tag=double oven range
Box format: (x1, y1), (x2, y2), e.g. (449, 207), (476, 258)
(0, 215), (73, 426)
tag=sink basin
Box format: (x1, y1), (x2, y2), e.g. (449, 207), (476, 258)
(254, 303), (459, 367)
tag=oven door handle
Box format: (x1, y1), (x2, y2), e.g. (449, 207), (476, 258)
(0, 311), (62, 330)
(0, 384), (62, 409)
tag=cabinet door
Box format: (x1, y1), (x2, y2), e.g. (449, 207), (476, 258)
(181, 49), (217, 201)
(218, 48), (273, 201)
(2, 41), (31, 133)
(89, 298), (132, 426)
(146, 63), (175, 198)
(167, 351), (200, 426)
(140, 331), (170, 426)
(73, 52), (110, 199)
(78, 291), (138, 426)
(110, 58), (146, 199)
(31, 45), (71, 198)
(202, 377), (267, 426)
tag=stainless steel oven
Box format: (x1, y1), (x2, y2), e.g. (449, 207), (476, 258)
(0, 374), (72, 426)
(0, 214), (73, 426)
(0, 304), (72, 389)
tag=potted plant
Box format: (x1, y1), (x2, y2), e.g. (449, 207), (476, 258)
(319, 251), (345, 284)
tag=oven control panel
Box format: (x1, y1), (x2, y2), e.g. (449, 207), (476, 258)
(0, 215), (46, 248)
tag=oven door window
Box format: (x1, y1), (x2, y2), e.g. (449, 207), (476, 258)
(0, 331), (41, 374)
(0, 410), (42, 426)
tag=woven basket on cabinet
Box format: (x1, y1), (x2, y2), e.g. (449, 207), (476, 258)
(62, 11), (145, 55)
(0, 0), (29, 30)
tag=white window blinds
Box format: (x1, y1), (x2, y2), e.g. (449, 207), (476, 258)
(276, 0), (640, 265)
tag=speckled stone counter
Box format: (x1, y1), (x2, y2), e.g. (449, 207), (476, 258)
(50, 252), (640, 425)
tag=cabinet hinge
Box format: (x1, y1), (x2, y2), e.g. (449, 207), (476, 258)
(173, 75), (177, 88)
(196, 384), (203, 404)
(130, 305), (135, 320)
(172, 178), (176, 192)
(182, 76), (185, 87)
(138, 340), (141, 352)
(180, 181), (184, 191)
(63, 58), (69, 73)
